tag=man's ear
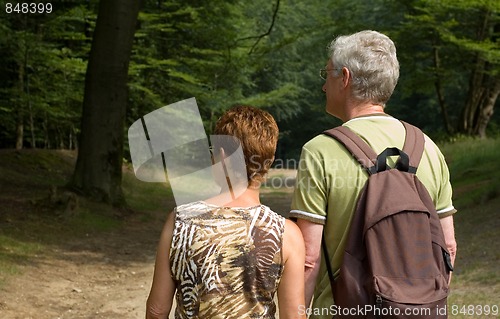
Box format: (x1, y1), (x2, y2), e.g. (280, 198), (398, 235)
(342, 67), (350, 88)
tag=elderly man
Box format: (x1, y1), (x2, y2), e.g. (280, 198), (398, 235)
(290, 30), (457, 317)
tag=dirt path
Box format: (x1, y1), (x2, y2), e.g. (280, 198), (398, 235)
(0, 214), (162, 319)
(0, 170), (295, 319)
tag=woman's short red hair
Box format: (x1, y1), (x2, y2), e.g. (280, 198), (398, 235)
(214, 105), (278, 183)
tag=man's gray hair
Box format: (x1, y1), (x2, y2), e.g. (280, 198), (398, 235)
(328, 30), (399, 106)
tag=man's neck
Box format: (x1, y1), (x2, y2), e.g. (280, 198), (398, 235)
(344, 102), (386, 122)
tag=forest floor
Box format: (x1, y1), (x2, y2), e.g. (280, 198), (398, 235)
(0, 150), (295, 319)
(0, 211), (161, 319)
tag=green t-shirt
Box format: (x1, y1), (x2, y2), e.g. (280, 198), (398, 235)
(290, 115), (456, 318)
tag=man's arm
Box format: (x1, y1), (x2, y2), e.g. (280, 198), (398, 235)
(296, 218), (324, 307)
(439, 215), (457, 284)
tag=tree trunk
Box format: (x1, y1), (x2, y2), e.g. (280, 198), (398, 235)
(432, 46), (453, 134)
(70, 0), (141, 207)
(43, 111), (50, 148)
(458, 9), (498, 137)
(459, 60), (499, 138)
(15, 59), (25, 150)
(475, 79), (500, 138)
(27, 67), (36, 148)
(15, 112), (23, 150)
(459, 58), (486, 135)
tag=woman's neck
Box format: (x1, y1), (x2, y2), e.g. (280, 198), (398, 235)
(204, 186), (261, 208)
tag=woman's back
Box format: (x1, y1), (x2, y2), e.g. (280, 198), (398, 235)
(145, 106), (305, 319)
(170, 201), (285, 319)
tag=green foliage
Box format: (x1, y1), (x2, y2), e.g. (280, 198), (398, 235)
(392, 0), (500, 133)
(128, 1), (249, 135)
(0, 0), (93, 148)
(0, 0), (499, 157)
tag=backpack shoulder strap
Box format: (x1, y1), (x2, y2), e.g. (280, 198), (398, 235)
(322, 231), (336, 293)
(400, 121), (425, 172)
(323, 126), (378, 175)
(324, 121), (426, 175)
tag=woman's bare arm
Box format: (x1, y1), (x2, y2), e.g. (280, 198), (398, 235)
(146, 212), (176, 319)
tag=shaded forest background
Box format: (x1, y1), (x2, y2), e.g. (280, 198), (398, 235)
(1, 0), (499, 205)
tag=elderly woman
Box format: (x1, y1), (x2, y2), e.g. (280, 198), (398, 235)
(146, 105), (306, 319)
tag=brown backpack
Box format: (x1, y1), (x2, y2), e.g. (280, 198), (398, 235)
(321, 121), (453, 319)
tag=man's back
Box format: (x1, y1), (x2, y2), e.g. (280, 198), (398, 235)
(290, 115), (456, 315)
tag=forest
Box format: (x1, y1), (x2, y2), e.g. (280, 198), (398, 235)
(1, 0), (499, 205)
(0, 2), (499, 317)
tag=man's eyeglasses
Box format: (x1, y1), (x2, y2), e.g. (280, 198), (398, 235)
(319, 68), (340, 80)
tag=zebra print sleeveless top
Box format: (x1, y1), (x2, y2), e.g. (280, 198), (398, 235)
(170, 201), (285, 319)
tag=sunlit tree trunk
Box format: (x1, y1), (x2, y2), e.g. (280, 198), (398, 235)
(475, 80), (500, 138)
(459, 59), (486, 135)
(458, 10), (499, 138)
(459, 60), (499, 138)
